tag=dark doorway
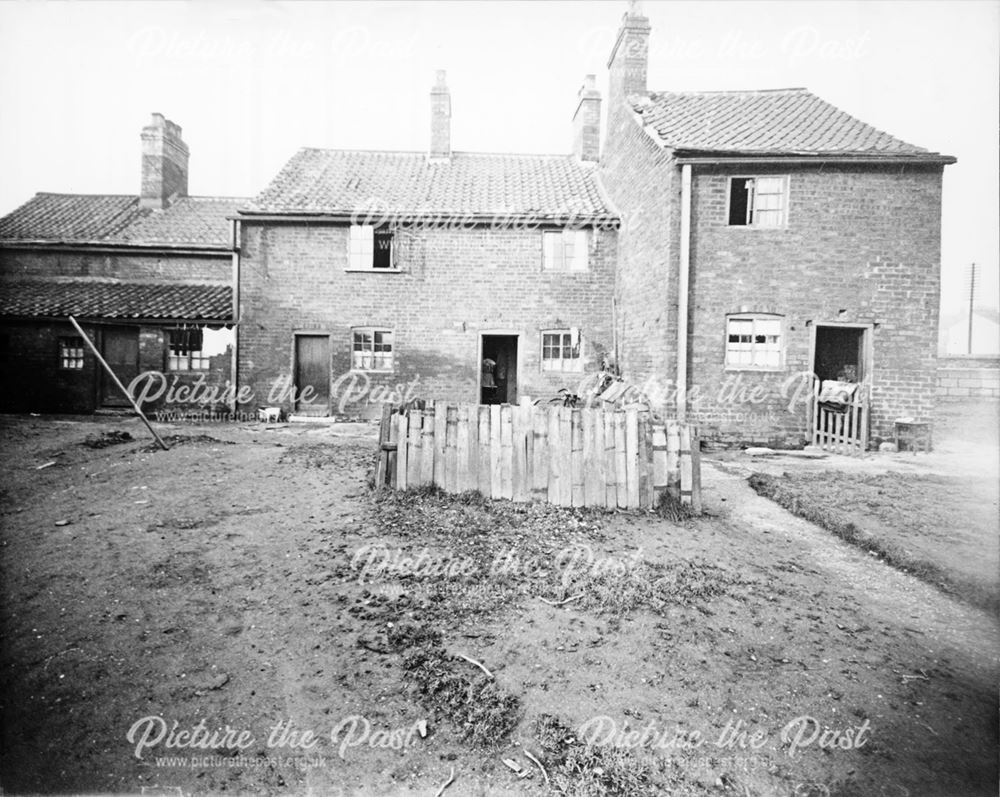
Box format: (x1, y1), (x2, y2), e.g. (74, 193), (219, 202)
(100, 326), (139, 407)
(814, 326), (866, 383)
(294, 334), (331, 415)
(481, 335), (518, 405)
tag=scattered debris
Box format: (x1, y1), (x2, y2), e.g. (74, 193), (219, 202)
(35, 461), (57, 470)
(522, 747), (550, 788)
(258, 406), (286, 423)
(82, 430), (133, 449)
(143, 434), (230, 452)
(434, 766), (455, 797)
(455, 653), (494, 679)
(54, 520), (71, 527)
(539, 593), (583, 607)
(502, 758), (525, 776)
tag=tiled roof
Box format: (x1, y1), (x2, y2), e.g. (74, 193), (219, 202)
(631, 89), (953, 160)
(243, 149), (615, 218)
(0, 194), (143, 242)
(0, 193), (246, 247)
(0, 279), (233, 321)
(116, 197), (242, 246)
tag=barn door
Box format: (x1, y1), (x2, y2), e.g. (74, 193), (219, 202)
(99, 326), (139, 407)
(810, 324), (871, 454)
(293, 334), (331, 415)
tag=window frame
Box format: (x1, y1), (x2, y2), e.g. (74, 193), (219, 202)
(724, 314), (785, 372)
(351, 327), (395, 372)
(167, 328), (211, 372)
(348, 224), (398, 272)
(540, 328), (583, 372)
(725, 175), (789, 229)
(542, 229), (589, 272)
(58, 336), (85, 370)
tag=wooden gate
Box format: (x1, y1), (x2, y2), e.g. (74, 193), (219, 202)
(811, 380), (869, 455)
(375, 402), (701, 511)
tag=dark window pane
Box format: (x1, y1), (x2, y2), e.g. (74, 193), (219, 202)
(728, 177), (751, 226)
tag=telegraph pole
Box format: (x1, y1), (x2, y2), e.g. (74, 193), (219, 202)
(967, 262), (977, 354)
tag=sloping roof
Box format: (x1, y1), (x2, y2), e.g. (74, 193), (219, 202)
(0, 279), (233, 321)
(0, 193), (247, 248)
(0, 194), (144, 242)
(243, 149), (615, 218)
(115, 197), (241, 246)
(631, 88), (954, 161)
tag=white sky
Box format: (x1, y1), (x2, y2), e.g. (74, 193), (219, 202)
(1, 0), (997, 319)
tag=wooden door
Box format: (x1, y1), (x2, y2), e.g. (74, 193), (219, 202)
(294, 335), (331, 415)
(100, 326), (139, 407)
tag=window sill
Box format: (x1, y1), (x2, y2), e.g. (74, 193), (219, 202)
(344, 268), (403, 274)
(724, 225), (789, 231)
(723, 365), (786, 373)
(350, 368), (395, 374)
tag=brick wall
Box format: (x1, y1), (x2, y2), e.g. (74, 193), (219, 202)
(0, 321), (101, 412)
(0, 248), (230, 283)
(686, 163), (944, 446)
(937, 355), (1000, 399)
(236, 222), (617, 416)
(599, 108), (677, 391)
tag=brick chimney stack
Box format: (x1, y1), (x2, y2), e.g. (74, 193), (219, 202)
(429, 70), (451, 161)
(606, 1), (650, 129)
(140, 113), (189, 209)
(572, 74), (602, 162)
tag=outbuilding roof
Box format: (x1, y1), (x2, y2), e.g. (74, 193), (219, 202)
(0, 279), (233, 322)
(0, 193), (247, 248)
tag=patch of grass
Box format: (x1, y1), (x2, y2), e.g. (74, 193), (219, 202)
(748, 471), (999, 613)
(365, 488), (751, 619)
(528, 713), (708, 797)
(654, 491), (700, 522)
(402, 632), (521, 748)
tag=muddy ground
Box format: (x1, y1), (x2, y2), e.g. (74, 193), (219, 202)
(0, 405), (997, 796)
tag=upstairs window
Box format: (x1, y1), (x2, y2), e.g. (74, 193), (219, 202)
(541, 329), (582, 371)
(728, 176), (787, 227)
(59, 336), (85, 370)
(168, 329), (210, 371)
(349, 224), (394, 269)
(725, 315), (783, 369)
(543, 230), (588, 271)
(352, 328), (394, 371)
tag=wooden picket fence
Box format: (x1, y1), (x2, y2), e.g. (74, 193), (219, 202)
(812, 381), (869, 455)
(375, 402), (701, 511)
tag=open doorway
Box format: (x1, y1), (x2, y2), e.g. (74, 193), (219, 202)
(813, 325), (867, 383)
(480, 334), (518, 405)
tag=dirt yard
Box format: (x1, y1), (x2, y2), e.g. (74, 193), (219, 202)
(1, 408), (997, 796)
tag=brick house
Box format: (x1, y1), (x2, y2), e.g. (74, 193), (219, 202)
(0, 114), (244, 414)
(600, 7), (955, 447)
(234, 72), (619, 417)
